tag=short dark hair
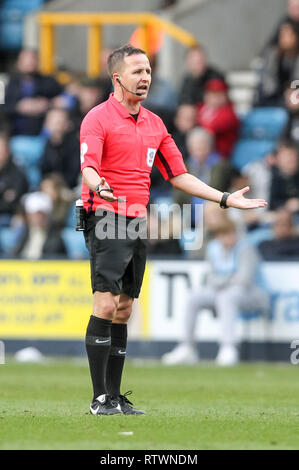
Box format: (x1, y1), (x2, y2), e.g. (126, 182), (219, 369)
(277, 138), (298, 153)
(107, 44), (146, 78)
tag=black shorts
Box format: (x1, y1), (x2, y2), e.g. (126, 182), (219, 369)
(83, 211), (147, 298)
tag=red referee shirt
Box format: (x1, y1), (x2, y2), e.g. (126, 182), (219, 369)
(80, 93), (187, 217)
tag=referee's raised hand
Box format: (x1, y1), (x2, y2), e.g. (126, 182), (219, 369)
(226, 186), (268, 210)
(95, 177), (119, 203)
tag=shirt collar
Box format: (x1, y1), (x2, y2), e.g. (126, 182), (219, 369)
(109, 93), (146, 122)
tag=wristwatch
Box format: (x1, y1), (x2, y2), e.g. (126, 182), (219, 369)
(94, 184), (114, 199)
(94, 183), (101, 195)
(220, 192), (230, 209)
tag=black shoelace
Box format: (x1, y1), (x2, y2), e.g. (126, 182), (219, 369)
(119, 391), (134, 406)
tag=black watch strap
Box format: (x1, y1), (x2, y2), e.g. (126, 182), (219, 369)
(94, 183), (100, 194)
(94, 184), (114, 199)
(220, 192), (230, 209)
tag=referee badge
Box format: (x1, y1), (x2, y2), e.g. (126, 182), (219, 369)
(146, 148), (157, 167)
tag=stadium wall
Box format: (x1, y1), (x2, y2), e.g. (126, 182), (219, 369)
(0, 259), (298, 362)
(166, 0), (287, 72)
(24, 0), (286, 81)
(24, 0), (161, 73)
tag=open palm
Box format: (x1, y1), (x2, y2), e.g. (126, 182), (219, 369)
(227, 186), (268, 210)
(96, 177), (118, 202)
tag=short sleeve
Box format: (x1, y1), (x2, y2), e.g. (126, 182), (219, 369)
(154, 122), (187, 180)
(80, 110), (105, 174)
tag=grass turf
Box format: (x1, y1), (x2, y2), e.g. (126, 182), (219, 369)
(0, 359), (299, 450)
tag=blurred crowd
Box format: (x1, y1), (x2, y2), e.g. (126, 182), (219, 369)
(0, 0), (299, 261)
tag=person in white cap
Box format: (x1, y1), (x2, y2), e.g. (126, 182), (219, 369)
(162, 219), (270, 366)
(14, 191), (66, 259)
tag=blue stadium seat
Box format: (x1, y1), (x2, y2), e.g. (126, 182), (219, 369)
(2, 0), (44, 13)
(62, 228), (89, 259)
(231, 139), (276, 170)
(240, 107), (288, 140)
(0, 18), (23, 50)
(10, 135), (46, 166)
(0, 227), (19, 254)
(10, 135), (46, 188)
(0, 0), (44, 50)
(0, 9), (22, 21)
(65, 203), (77, 229)
(25, 165), (42, 189)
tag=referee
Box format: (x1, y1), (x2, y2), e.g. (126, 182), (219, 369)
(80, 44), (267, 416)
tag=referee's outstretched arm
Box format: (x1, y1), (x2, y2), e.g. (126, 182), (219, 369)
(170, 172), (268, 210)
(82, 167), (118, 202)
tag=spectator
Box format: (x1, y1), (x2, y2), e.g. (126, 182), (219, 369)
(40, 108), (80, 189)
(4, 49), (62, 135)
(172, 104), (197, 161)
(283, 86), (299, 145)
(13, 191), (66, 259)
(150, 112), (210, 205)
(196, 79), (240, 159)
(242, 153), (273, 203)
(174, 127), (235, 210)
(203, 201), (247, 242)
(78, 77), (108, 113)
(70, 77), (107, 131)
(264, 0), (299, 49)
(269, 140), (299, 212)
(178, 45), (224, 106)
(259, 209), (299, 260)
(172, 127), (244, 232)
(241, 150), (277, 227)
(162, 219), (269, 366)
(205, 162), (254, 236)
(0, 133), (28, 226)
(50, 74), (83, 114)
(257, 21), (299, 106)
(173, 127), (226, 228)
(40, 173), (73, 230)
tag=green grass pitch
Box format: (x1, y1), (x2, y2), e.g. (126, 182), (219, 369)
(0, 359), (299, 450)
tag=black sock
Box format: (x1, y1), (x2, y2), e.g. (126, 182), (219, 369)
(85, 315), (112, 401)
(106, 323), (127, 397)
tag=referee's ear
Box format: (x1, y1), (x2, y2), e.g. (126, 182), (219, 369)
(112, 73), (120, 88)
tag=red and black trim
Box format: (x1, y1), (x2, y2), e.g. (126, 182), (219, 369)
(87, 189), (95, 213)
(156, 149), (174, 179)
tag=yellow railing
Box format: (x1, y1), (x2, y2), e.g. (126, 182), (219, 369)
(37, 12), (198, 77)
